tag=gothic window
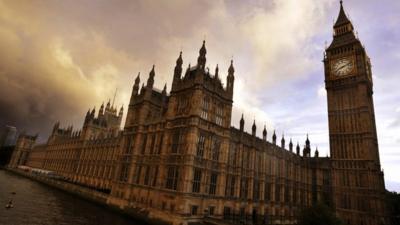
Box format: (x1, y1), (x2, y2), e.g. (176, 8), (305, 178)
(228, 144), (237, 166)
(196, 133), (206, 157)
(134, 165), (142, 184)
(144, 166), (150, 185)
(223, 207), (231, 220)
(253, 180), (260, 201)
(240, 178), (248, 199)
(124, 137), (133, 154)
(192, 168), (202, 193)
(171, 129), (185, 154)
(225, 175), (235, 197)
(152, 166), (159, 187)
(209, 206), (215, 216)
(209, 173), (218, 195)
(275, 184), (281, 202)
(293, 188), (298, 204)
(141, 134), (147, 154)
(191, 205), (198, 215)
(284, 184), (289, 203)
(157, 133), (164, 154)
(118, 164), (128, 182)
(166, 166), (179, 190)
(171, 130), (180, 153)
(201, 97), (210, 120)
(264, 182), (271, 201)
(149, 134), (156, 154)
(215, 104), (223, 126)
(177, 97), (188, 115)
(211, 138), (220, 161)
(109, 166), (113, 179)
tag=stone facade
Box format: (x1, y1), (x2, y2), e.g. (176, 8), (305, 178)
(9, 3), (388, 225)
(323, 2), (387, 225)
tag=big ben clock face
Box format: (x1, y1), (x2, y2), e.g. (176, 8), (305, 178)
(331, 57), (354, 77)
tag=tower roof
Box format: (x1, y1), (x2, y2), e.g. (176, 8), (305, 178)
(334, 1), (351, 28)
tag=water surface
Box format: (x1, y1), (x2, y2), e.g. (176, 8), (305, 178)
(0, 170), (141, 225)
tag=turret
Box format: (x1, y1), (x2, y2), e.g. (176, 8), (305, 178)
(119, 105), (123, 117)
(106, 100), (111, 111)
(289, 138), (293, 152)
(172, 52), (183, 90)
(315, 147), (319, 158)
(99, 102), (104, 117)
(272, 130), (277, 145)
(252, 120), (256, 136)
(162, 83), (167, 96)
(296, 142), (300, 155)
(130, 73), (140, 103)
(262, 125), (267, 141)
(147, 65), (155, 88)
(197, 40), (207, 69)
(140, 83), (145, 95)
(281, 134), (285, 148)
(84, 109), (90, 123)
(240, 114), (244, 132)
(52, 121), (60, 133)
(215, 64), (219, 80)
(227, 60), (235, 96)
(90, 107), (96, 118)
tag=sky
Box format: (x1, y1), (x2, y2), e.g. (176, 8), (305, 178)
(0, 0), (399, 191)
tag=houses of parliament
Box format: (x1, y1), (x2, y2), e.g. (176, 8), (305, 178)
(9, 2), (388, 225)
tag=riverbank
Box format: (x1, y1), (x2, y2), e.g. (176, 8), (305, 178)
(4, 168), (172, 225)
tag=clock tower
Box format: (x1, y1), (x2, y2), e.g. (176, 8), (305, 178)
(324, 1), (387, 225)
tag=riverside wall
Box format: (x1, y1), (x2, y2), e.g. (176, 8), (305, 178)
(5, 168), (180, 225)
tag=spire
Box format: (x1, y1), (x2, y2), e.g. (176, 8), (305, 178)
(334, 1), (351, 28)
(112, 88), (117, 109)
(176, 51), (183, 65)
(215, 64), (219, 79)
(262, 125), (267, 141)
(162, 83), (167, 95)
(174, 52), (183, 81)
(90, 107), (96, 118)
(281, 134), (285, 148)
(226, 60), (235, 95)
(228, 60), (235, 75)
(296, 142), (300, 155)
(252, 120), (256, 136)
(135, 72), (140, 84)
(272, 130), (277, 145)
(119, 105), (123, 117)
(240, 114), (245, 132)
(197, 40), (207, 69)
(306, 134), (310, 147)
(147, 65), (155, 88)
(106, 99), (111, 110)
(99, 102), (104, 116)
(131, 72), (140, 98)
(315, 147), (319, 158)
(289, 138), (293, 152)
(53, 121), (60, 132)
(140, 83), (145, 94)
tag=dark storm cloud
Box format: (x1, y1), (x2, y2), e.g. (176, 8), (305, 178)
(0, 0), (333, 139)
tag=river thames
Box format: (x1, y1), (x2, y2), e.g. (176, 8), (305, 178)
(0, 170), (143, 225)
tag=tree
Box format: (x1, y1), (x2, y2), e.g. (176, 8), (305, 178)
(297, 203), (342, 225)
